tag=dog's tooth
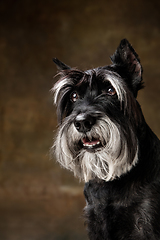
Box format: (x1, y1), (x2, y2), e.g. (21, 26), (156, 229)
(82, 138), (101, 149)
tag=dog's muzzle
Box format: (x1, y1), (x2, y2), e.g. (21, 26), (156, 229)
(74, 113), (103, 150)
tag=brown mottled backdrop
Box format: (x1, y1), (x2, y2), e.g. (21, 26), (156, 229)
(0, 0), (160, 239)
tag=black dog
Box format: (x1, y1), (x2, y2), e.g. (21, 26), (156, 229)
(52, 39), (160, 239)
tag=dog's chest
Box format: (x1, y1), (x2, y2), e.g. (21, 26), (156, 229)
(84, 180), (155, 240)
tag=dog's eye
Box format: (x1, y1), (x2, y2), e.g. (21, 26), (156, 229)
(107, 87), (116, 96)
(70, 92), (79, 102)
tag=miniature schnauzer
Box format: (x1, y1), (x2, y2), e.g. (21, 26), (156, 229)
(51, 39), (160, 239)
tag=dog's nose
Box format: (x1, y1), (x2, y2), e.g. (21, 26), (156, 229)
(74, 114), (96, 132)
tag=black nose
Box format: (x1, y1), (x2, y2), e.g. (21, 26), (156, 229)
(74, 114), (96, 133)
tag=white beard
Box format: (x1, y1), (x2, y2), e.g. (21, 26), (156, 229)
(52, 115), (139, 182)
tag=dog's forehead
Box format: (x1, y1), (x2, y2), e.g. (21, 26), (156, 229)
(84, 68), (121, 84)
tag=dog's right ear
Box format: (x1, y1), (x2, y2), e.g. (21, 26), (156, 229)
(53, 58), (71, 71)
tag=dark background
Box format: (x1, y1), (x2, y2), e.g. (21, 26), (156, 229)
(1, 0), (160, 239)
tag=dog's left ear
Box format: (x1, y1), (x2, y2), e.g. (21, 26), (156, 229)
(53, 58), (71, 71)
(110, 39), (143, 96)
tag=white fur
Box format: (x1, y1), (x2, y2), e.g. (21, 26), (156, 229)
(52, 71), (128, 108)
(52, 77), (73, 105)
(53, 116), (138, 182)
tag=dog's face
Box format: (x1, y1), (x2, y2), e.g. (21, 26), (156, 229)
(52, 39), (144, 182)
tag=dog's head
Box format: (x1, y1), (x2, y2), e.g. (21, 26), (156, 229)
(51, 39), (143, 182)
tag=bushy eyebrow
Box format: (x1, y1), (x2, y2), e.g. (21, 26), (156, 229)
(52, 68), (128, 110)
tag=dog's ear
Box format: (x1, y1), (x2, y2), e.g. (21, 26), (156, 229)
(53, 58), (71, 71)
(110, 39), (143, 96)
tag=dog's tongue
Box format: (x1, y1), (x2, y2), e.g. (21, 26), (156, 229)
(82, 137), (100, 147)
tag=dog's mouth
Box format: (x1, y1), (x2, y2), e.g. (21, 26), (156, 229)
(80, 137), (103, 150)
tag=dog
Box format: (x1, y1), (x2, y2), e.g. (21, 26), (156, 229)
(51, 39), (160, 239)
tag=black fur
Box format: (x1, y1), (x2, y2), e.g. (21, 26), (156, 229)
(84, 124), (160, 239)
(52, 39), (160, 239)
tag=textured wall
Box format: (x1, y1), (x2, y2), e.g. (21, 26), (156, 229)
(0, 0), (160, 239)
